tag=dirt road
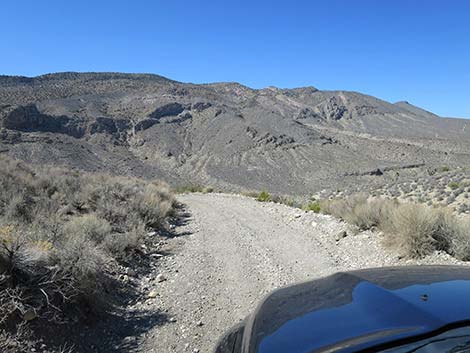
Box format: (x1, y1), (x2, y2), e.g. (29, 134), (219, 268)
(137, 193), (461, 353)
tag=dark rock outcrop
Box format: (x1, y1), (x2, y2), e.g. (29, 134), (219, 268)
(150, 103), (186, 119)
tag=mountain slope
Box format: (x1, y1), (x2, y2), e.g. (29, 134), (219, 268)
(0, 72), (469, 195)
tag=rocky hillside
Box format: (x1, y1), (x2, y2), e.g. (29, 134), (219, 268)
(1, 72), (469, 195)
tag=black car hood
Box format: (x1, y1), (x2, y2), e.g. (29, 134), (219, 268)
(242, 265), (470, 353)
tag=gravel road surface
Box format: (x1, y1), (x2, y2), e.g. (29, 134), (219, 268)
(137, 193), (464, 353)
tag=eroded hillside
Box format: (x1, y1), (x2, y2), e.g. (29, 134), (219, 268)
(1, 72), (469, 195)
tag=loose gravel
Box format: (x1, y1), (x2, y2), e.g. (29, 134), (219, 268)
(135, 193), (468, 353)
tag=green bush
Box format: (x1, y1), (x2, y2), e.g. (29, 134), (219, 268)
(303, 202), (321, 213)
(257, 191), (272, 202)
(448, 181), (460, 190)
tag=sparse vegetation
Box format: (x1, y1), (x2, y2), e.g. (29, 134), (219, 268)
(448, 181), (460, 190)
(321, 194), (470, 259)
(174, 184), (206, 194)
(303, 201), (321, 213)
(202, 186), (214, 194)
(240, 190), (260, 198)
(439, 166), (451, 173)
(0, 156), (176, 344)
(321, 194), (396, 230)
(174, 184), (215, 194)
(257, 191), (272, 202)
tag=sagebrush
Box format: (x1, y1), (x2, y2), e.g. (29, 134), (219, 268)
(0, 156), (176, 337)
(321, 194), (470, 260)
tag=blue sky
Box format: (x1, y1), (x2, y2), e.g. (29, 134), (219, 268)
(1, 0), (469, 118)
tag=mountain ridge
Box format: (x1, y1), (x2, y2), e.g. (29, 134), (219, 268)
(0, 72), (454, 117)
(0, 72), (468, 196)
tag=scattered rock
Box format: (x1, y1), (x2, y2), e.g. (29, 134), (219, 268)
(335, 230), (348, 241)
(156, 273), (166, 282)
(370, 168), (384, 176)
(147, 290), (158, 298)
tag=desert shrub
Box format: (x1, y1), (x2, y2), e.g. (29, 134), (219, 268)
(321, 194), (395, 230)
(257, 191), (272, 202)
(349, 198), (396, 230)
(0, 224), (25, 275)
(53, 233), (109, 303)
(451, 219), (470, 260)
(0, 156), (176, 338)
(271, 195), (296, 207)
(303, 201), (321, 213)
(439, 166), (451, 173)
(382, 204), (469, 258)
(322, 192), (470, 259)
(63, 215), (111, 244)
(174, 184), (205, 193)
(131, 184), (173, 228)
(4, 194), (35, 223)
(240, 190), (260, 198)
(103, 222), (146, 256)
(202, 186), (214, 193)
(382, 204), (442, 257)
(448, 181), (460, 190)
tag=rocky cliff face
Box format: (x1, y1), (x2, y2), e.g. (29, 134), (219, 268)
(0, 72), (469, 195)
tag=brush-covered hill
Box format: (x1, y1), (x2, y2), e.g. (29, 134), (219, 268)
(1, 72), (469, 195)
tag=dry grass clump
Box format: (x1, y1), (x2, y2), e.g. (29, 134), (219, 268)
(446, 218), (470, 260)
(320, 194), (396, 230)
(382, 204), (447, 258)
(321, 193), (470, 260)
(0, 156), (176, 336)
